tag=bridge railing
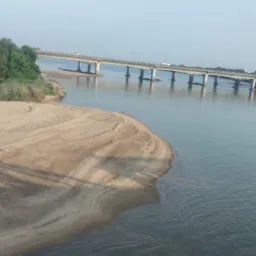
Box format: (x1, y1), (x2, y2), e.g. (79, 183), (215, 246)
(36, 50), (158, 68)
(36, 50), (213, 71)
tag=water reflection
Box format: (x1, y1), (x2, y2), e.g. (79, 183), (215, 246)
(248, 90), (255, 105)
(149, 82), (154, 94)
(213, 85), (218, 97)
(93, 77), (99, 88)
(86, 77), (90, 87)
(170, 80), (175, 91)
(63, 75), (256, 105)
(187, 83), (193, 95)
(76, 77), (80, 87)
(124, 78), (153, 95)
(200, 86), (206, 98)
(125, 78), (129, 91)
(233, 86), (239, 97)
(138, 79), (143, 93)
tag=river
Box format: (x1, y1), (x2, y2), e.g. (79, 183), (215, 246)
(27, 58), (256, 256)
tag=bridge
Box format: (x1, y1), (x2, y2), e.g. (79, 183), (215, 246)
(36, 50), (256, 90)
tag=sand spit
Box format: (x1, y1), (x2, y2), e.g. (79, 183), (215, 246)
(43, 69), (98, 79)
(0, 102), (172, 255)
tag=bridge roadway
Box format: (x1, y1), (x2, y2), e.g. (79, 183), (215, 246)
(36, 50), (256, 86)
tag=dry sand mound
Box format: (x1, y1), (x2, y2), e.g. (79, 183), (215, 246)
(0, 102), (172, 255)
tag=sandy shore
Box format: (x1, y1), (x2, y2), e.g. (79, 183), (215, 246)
(0, 102), (172, 255)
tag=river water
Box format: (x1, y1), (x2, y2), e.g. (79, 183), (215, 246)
(28, 58), (256, 256)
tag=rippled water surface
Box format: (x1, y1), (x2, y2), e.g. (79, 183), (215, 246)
(28, 59), (256, 256)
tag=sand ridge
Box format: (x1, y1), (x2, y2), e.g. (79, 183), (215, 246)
(0, 102), (172, 255)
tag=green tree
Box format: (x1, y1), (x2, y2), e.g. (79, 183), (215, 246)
(21, 45), (37, 62)
(0, 38), (40, 82)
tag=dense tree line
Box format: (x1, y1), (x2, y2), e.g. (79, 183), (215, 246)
(0, 38), (40, 82)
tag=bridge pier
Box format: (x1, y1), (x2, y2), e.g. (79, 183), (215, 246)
(139, 69), (145, 80)
(125, 66), (131, 78)
(171, 71), (176, 82)
(151, 69), (156, 81)
(87, 63), (92, 73)
(213, 76), (218, 87)
(188, 74), (194, 85)
(77, 61), (82, 72)
(202, 73), (208, 86)
(95, 62), (101, 75)
(234, 79), (240, 89)
(233, 79), (240, 95)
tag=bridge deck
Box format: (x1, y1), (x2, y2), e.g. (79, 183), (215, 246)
(36, 50), (256, 81)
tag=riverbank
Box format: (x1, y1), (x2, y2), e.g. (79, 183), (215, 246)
(41, 76), (66, 103)
(0, 101), (172, 256)
(0, 77), (65, 103)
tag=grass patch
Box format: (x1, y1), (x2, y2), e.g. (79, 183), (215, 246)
(0, 78), (56, 102)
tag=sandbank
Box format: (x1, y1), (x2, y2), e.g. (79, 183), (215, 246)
(0, 102), (172, 255)
(43, 69), (98, 79)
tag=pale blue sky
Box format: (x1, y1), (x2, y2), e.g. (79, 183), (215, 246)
(1, 0), (255, 70)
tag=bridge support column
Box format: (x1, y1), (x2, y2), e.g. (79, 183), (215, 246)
(151, 69), (156, 81)
(139, 69), (145, 80)
(95, 62), (101, 75)
(125, 66), (131, 77)
(202, 73), (208, 86)
(213, 76), (218, 87)
(234, 79), (240, 95)
(234, 79), (240, 88)
(171, 71), (176, 82)
(77, 61), (81, 72)
(87, 63), (92, 73)
(188, 74), (194, 85)
(250, 79), (256, 91)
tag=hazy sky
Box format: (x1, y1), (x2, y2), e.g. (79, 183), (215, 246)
(1, 0), (255, 70)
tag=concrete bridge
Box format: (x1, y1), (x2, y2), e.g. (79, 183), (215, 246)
(36, 50), (256, 90)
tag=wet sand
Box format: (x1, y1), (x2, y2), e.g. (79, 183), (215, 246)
(0, 102), (172, 255)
